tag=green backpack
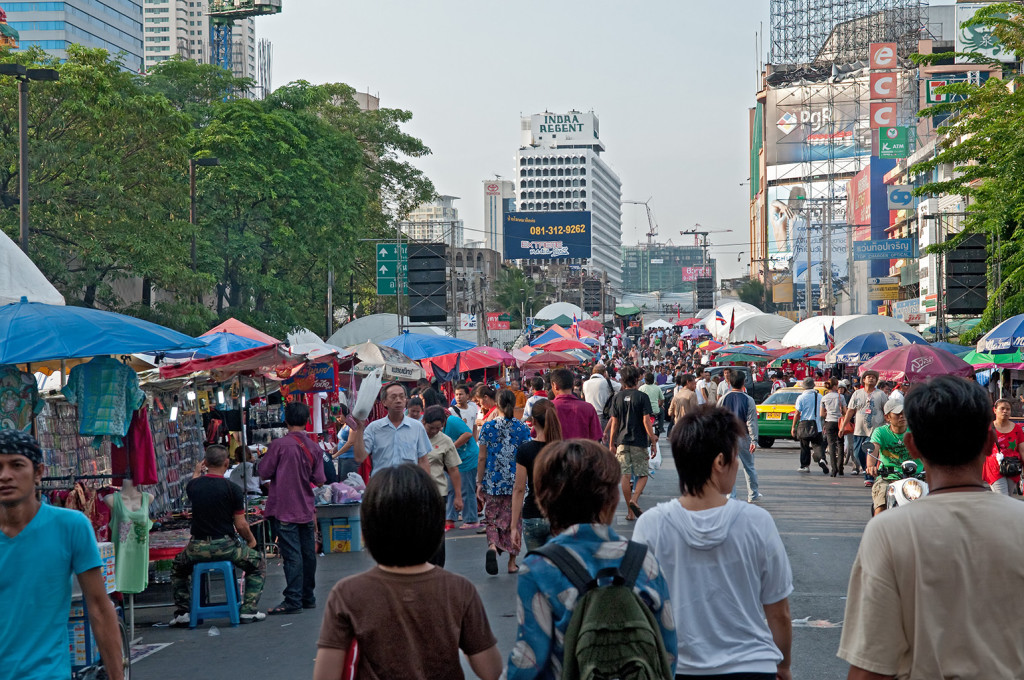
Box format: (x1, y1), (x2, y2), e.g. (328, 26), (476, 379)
(532, 541), (673, 680)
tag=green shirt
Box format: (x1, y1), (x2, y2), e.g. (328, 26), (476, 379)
(638, 384), (663, 414)
(869, 424), (922, 478)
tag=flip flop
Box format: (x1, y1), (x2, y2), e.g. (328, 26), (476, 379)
(628, 502), (644, 518)
(485, 548), (498, 575)
(267, 604), (301, 615)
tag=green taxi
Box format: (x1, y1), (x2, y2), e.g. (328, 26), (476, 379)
(755, 386), (825, 448)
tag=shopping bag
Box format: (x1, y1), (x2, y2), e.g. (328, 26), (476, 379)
(351, 368), (383, 422)
(649, 446), (663, 471)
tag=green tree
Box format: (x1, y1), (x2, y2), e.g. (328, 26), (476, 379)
(737, 277), (774, 312)
(911, 3), (1024, 342)
(0, 46), (196, 317)
(491, 267), (552, 327)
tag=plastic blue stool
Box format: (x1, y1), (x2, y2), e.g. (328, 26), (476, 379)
(189, 561), (240, 629)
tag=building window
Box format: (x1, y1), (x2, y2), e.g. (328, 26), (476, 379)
(558, 202), (565, 210)
(580, 179), (586, 187)
(572, 190), (579, 198)
(520, 168), (526, 176)
(580, 201), (586, 209)
(580, 169), (586, 176)
(556, 179), (563, 188)
(541, 169), (548, 176)
(572, 179), (579, 187)
(573, 201), (580, 209)
(580, 190), (586, 198)
(542, 202), (549, 210)
(528, 191), (535, 199)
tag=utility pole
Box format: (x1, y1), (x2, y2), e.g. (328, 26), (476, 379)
(396, 222), (403, 334)
(326, 266), (334, 339)
(475, 272), (489, 346)
(806, 220), (813, 320)
(601, 270), (607, 323)
(449, 218), (457, 335)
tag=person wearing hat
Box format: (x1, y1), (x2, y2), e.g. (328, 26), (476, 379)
(840, 370), (888, 486)
(792, 376), (827, 474)
(866, 398), (920, 516)
(0, 430), (125, 680)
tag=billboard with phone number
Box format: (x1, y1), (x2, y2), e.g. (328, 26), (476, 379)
(503, 211), (592, 260)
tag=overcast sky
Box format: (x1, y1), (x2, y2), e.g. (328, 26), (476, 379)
(258, 1), (949, 281)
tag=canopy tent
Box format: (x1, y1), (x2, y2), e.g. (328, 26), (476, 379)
(781, 315), (923, 349)
(535, 302), (583, 321)
(963, 348), (1024, 370)
(159, 344), (306, 380)
(0, 231), (64, 306)
(203, 318), (279, 345)
(530, 324), (575, 346)
(0, 300), (202, 365)
(614, 305), (641, 317)
(518, 350), (580, 368)
(578, 319), (603, 334)
(644, 319), (674, 330)
(380, 331), (477, 361)
(165, 331), (267, 359)
(537, 314), (574, 328)
(702, 302), (765, 342)
(929, 341), (972, 357)
(327, 314), (446, 347)
(769, 347), (826, 367)
(539, 338), (594, 352)
(824, 331), (929, 365)
(722, 313), (795, 343)
(674, 317), (705, 327)
(429, 346), (517, 373)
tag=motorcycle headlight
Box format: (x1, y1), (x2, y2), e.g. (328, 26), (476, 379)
(903, 479), (923, 501)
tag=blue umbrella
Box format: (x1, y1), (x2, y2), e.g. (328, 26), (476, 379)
(380, 331), (477, 361)
(681, 328), (711, 339)
(929, 341), (972, 357)
(825, 331), (928, 365)
(775, 347), (824, 362)
(580, 336), (600, 347)
(0, 299), (203, 364)
(715, 344), (771, 357)
(976, 313), (1024, 353)
(164, 331), (268, 359)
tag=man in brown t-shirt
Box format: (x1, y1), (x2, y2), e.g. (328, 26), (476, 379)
(313, 464), (501, 680)
(668, 373), (700, 425)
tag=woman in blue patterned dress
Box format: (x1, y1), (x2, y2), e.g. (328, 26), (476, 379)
(476, 389), (531, 575)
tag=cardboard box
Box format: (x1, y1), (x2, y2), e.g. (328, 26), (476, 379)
(97, 542), (116, 594)
(328, 519), (362, 553)
(68, 601), (100, 668)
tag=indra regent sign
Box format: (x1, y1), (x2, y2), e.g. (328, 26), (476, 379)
(537, 113), (585, 133)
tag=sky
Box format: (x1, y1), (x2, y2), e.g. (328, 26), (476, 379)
(257, 1), (831, 282)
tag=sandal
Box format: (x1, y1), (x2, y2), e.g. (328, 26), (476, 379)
(485, 548), (498, 575)
(267, 604), (301, 615)
(628, 502), (644, 518)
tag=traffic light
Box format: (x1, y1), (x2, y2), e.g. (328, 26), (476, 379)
(945, 233), (986, 315)
(407, 243), (447, 322)
(696, 276), (714, 309)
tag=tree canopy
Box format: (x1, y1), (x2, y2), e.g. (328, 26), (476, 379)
(0, 50), (435, 337)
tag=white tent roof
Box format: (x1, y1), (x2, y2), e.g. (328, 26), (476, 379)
(726, 313), (796, 342)
(535, 302), (583, 320)
(703, 301), (767, 341)
(327, 315), (445, 347)
(0, 228), (64, 306)
(644, 319), (674, 330)
(781, 314), (924, 348)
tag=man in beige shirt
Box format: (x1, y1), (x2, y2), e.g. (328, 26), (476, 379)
(668, 373), (699, 426)
(838, 376), (1024, 680)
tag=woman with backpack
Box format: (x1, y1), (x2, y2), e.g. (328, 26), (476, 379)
(507, 439), (676, 680)
(633, 407), (793, 680)
(476, 389), (531, 575)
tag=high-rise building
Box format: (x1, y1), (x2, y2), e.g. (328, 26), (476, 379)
(143, 0), (207, 70)
(229, 16), (255, 81)
(482, 179), (514, 252)
(4, 0), (145, 72)
(514, 111), (622, 289)
(400, 195), (464, 247)
(621, 244), (711, 295)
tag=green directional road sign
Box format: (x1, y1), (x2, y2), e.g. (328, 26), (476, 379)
(376, 242), (409, 296)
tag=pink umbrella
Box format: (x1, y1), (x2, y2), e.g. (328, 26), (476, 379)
(858, 344), (975, 383)
(429, 345), (517, 372)
(519, 350), (580, 368)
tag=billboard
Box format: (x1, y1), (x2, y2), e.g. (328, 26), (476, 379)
(853, 238), (916, 261)
(681, 266), (713, 282)
(503, 211), (592, 260)
(956, 4), (1013, 64)
(765, 80), (872, 166)
(893, 298), (924, 325)
(767, 181), (848, 285)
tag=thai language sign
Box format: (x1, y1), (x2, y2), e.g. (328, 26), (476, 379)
(853, 238), (916, 261)
(503, 211), (592, 260)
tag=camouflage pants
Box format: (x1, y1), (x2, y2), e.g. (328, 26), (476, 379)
(171, 537), (265, 615)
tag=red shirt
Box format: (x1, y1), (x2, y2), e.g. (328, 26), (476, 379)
(984, 423), (1024, 485)
(552, 393), (603, 442)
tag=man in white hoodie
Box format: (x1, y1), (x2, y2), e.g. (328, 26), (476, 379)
(633, 406), (793, 679)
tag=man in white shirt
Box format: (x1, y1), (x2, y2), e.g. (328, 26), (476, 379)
(694, 368), (710, 406)
(717, 368), (735, 400)
(582, 364), (620, 428)
(452, 383), (479, 437)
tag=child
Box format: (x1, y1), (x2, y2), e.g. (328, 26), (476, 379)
(313, 464), (502, 680)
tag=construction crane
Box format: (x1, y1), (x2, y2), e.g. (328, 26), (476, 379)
(208, 0), (282, 75)
(624, 198), (658, 248)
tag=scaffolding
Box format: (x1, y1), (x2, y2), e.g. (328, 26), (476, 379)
(769, 0), (927, 71)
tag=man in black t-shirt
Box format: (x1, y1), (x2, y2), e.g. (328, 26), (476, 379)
(608, 365), (657, 520)
(169, 444), (266, 625)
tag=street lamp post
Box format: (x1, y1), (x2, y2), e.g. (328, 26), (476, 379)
(189, 157), (220, 272)
(0, 64), (59, 255)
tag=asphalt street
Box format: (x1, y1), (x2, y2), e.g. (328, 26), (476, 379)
(131, 438), (870, 679)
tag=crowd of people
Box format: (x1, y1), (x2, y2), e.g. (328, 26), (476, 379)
(7, 323), (1024, 679)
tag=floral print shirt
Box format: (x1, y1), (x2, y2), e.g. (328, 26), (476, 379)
(479, 416), (530, 496)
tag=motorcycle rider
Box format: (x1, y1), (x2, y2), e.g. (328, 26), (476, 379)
(866, 399), (920, 516)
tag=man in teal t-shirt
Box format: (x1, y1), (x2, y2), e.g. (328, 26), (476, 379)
(867, 399), (922, 515)
(0, 429), (124, 680)
(639, 371), (666, 436)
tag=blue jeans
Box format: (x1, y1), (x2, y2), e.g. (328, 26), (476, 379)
(522, 517), (551, 552)
(852, 435), (872, 480)
(446, 466), (478, 523)
(729, 437), (759, 501)
(273, 519), (316, 609)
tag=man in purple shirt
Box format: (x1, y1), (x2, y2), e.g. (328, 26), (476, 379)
(257, 402), (326, 615)
(548, 368), (602, 441)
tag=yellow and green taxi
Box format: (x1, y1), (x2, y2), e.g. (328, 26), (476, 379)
(755, 386), (826, 448)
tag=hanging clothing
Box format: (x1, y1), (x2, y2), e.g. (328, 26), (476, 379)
(108, 491), (152, 594)
(0, 365), (43, 432)
(110, 407), (158, 486)
(62, 357), (145, 447)
(64, 483), (112, 542)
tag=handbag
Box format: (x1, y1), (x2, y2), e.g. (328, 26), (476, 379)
(999, 456), (1023, 477)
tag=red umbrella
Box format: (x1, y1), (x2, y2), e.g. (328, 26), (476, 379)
(578, 319), (603, 334)
(429, 346), (516, 372)
(520, 350), (580, 368)
(857, 344), (975, 382)
(540, 338), (593, 352)
(675, 317), (704, 327)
